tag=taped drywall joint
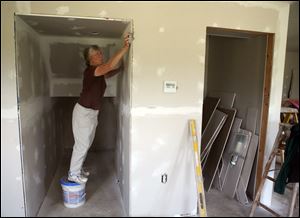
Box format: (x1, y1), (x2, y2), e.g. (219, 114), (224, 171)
(131, 107), (202, 116)
(56, 6), (70, 15)
(99, 10), (108, 17)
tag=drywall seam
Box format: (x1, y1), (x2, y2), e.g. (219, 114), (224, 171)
(14, 12), (132, 23)
(131, 107), (202, 116)
(52, 78), (82, 84)
(41, 35), (122, 45)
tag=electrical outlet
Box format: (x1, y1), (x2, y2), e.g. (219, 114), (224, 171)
(161, 173), (168, 184)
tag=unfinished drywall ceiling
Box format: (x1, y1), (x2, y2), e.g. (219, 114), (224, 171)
(2, 1), (290, 217)
(17, 14), (128, 38)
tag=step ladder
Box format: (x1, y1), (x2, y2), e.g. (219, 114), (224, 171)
(189, 120), (207, 217)
(249, 123), (298, 217)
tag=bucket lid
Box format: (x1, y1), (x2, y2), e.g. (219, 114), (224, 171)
(60, 176), (82, 186)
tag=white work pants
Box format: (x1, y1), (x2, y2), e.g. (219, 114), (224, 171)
(69, 103), (99, 176)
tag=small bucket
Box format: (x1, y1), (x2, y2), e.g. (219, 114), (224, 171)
(60, 177), (86, 208)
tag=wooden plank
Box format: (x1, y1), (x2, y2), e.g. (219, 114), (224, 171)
(219, 118), (243, 190)
(202, 97), (220, 133)
(236, 134), (259, 204)
(201, 110), (227, 156)
(256, 33), (274, 194)
(208, 91), (236, 108)
(222, 129), (252, 198)
(203, 108), (236, 192)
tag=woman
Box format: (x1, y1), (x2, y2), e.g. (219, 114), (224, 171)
(68, 34), (130, 184)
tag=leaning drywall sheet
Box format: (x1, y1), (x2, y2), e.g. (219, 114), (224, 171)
(203, 108), (236, 192)
(218, 118), (243, 190)
(236, 134), (259, 205)
(208, 91), (236, 109)
(202, 97), (220, 133)
(222, 129), (252, 198)
(201, 110), (227, 159)
(245, 108), (258, 134)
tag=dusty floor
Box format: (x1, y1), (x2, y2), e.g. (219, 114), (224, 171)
(37, 150), (126, 217)
(37, 151), (298, 217)
(206, 187), (299, 217)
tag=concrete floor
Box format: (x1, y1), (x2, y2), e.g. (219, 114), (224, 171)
(37, 150), (298, 217)
(37, 150), (126, 217)
(206, 187), (299, 217)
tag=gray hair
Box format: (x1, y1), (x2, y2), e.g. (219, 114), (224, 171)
(83, 45), (101, 66)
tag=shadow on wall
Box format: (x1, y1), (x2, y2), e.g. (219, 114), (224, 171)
(56, 97), (118, 154)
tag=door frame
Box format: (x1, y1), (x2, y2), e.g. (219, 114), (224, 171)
(205, 27), (275, 195)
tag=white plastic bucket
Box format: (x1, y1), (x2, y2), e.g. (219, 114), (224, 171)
(60, 177), (86, 208)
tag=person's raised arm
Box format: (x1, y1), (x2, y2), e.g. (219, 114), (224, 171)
(94, 34), (130, 77)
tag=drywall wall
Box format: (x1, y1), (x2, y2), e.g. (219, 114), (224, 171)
(2, 2), (290, 216)
(15, 16), (61, 217)
(206, 35), (266, 134)
(57, 97), (118, 152)
(40, 35), (122, 97)
(115, 23), (132, 214)
(282, 51), (299, 99)
(1, 2), (25, 216)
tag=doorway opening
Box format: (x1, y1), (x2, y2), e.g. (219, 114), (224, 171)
(15, 13), (132, 217)
(202, 27), (274, 203)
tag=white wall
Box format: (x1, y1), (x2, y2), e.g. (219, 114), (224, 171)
(282, 51), (299, 99)
(1, 2), (290, 216)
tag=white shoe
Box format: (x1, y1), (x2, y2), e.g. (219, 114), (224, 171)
(81, 168), (90, 178)
(68, 174), (88, 184)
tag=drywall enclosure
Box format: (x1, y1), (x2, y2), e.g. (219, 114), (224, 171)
(14, 14), (132, 217)
(2, 2), (290, 217)
(204, 28), (267, 199)
(205, 31), (266, 132)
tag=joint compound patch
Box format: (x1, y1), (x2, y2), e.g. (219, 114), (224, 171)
(56, 6), (70, 15)
(264, 26), (271, 32)
(156, 67), (166, 77)
(196, 38), (205, 45)
(99, 10), (108, 17)
(159, 27), (165, 33)
(16, 145), (21, 152)
(197, 81), (203, 91)
(198, 55), (205, 64)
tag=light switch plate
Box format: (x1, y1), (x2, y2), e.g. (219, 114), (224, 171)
(164, 81), (177, 93)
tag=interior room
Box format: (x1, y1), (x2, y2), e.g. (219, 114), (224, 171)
(14, 14), (131, 216)
(2, 2), (298, 217)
